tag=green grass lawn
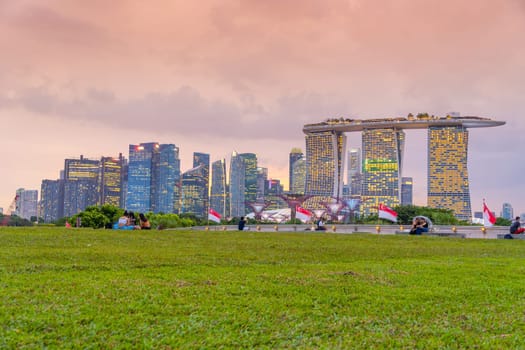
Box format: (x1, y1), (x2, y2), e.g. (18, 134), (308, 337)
(1, 227), (525, 349)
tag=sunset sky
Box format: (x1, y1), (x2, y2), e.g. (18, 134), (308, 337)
(1, 0), (524, 216)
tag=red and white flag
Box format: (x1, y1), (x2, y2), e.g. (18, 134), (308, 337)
(295, 206), (313, 223)
(378, 203), (397, 223)
(483, 200), (496, 227)
(208, 208), (222, 223)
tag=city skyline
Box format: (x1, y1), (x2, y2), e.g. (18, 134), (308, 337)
(1, 1), (525, 215)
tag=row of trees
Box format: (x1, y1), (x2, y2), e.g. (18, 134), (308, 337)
(0, 214), (34, 226)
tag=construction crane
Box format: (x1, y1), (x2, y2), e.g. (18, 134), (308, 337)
(1, 194), (19, 226)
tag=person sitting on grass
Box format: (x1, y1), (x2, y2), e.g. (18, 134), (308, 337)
(238, 217), (247, 231)
(510, 216), (525, 235)
(315, 217), (327, 231)
(138, 213), (151, 230)
(409, 217), (428, 235)
(117, 211), (130, 228)
(114, 210), (135, 230)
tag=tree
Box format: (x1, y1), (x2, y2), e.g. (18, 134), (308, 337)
(495, 217), (511, 227)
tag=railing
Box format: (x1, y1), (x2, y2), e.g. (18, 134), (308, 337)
(189, 224), (510, 239)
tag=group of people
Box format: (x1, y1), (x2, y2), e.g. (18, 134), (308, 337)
(116, 210), (151, 230)
(409, 217), (429, 235)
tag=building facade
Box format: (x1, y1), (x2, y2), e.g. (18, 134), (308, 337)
(304, 131), (346, 209)
(100, 154), (126, 207)
(501, 202), (513, 220)
(63, 155), (100, 217)
(427, 126), (471, 221)
(289, 148), (304, 193)
(192, 152), (210, 215)
(401, 177), (413, 206)
(347, 148), (362, 196)
(181, 164), (208, 218)
(361, 129), (405, 215)
(15, 188), (38, 220)
(290, 157), (306, 195)
(229, 152), (258, 216)
(210, 159), (227, 218)
(40, 179), (64, 223)
(126, 142), (180, 213)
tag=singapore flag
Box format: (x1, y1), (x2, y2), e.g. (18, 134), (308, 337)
(378, 203), (398, 223)
(208, 208), (222, 223)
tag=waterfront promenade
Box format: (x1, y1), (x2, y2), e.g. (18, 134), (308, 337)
(191, 224), (510, 239)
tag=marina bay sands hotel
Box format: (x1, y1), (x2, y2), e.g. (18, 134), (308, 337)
(302, 114), (505, 221)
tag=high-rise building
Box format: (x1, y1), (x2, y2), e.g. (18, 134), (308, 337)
(181, 164), (208, 218)
(229, 151), (245, 217)
(347, 148), (362, 196)
(15, 188), (38, 220)
(257, 167), (268, 200)
(401, 177), (413, 206)
(63, 155), (100, 217)
(154, 144), (180, 214)
(126, 143), (156, 212)
(126, 142), (180, 213)
(361, 129), (405, 216)
(229, 152), (258, 216)
(501, 203), (513, 220)
(192, 152), (210, 214)
(291, 158), (306, 195)
(303, 116), (505, 220)
(210, 159), (227, 218)
(40, 179), (64, 222)
(265, 179), (286, 210)
(241, 153), (258, 206)
(427, 126), (471, 221)
(100, 154), (126, 207)
(304, 131), (346, 209)
(289, 148), (304, 192)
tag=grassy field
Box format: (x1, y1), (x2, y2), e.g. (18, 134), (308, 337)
(1, 227), (525, 349)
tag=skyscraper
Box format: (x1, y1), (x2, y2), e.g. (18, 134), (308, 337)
(361, 129), (405, 215)
(265, 179), (286, 210)
(229, 151), (245, 217)
(40, 179), (64, 222)
(126, 143), (156, 213)
(210, 159), (227, 218)
(100, 154), (126, 207)
(192, 152), (210, 214)
(347, 148), (362, 196)
(229, 152), (258, 216)
(256, 167), (268, 200)
(304, 131), (346, 208)
(291, 158), (306, 195)
(15, 188), (38, 220)
(181, 164), (208, 218)
(241, 153), (258, 206)
(502, 203), (513, 220)
(289, 148), (303, 192)
(154, 144), (180, 214)
(401, 177), (413, 206)
(126, 142), (180, 213)
(427, 126), (471, 221)
(63, 155), (100, 217)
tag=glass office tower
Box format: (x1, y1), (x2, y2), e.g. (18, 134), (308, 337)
(100, 154), (125, 207)
(229, 152), (258, 216)
(210, 159), (227, 218)
(127, 142), (180, 213)
(63, 155), (100, 217)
